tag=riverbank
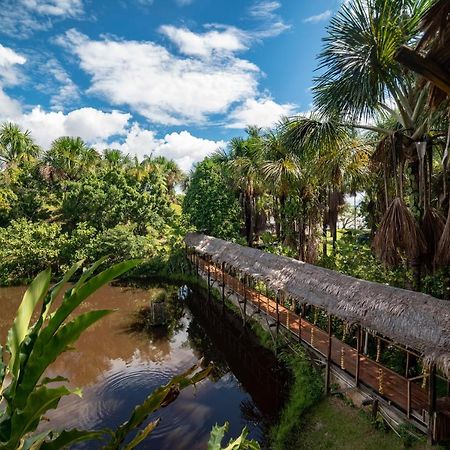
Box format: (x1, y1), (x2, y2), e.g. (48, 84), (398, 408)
(167, 268), (439, 450)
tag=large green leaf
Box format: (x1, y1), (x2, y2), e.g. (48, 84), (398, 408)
(39, 429), (108, 450)
(38, 260), (141, 345)
(122, 419), (160, 450)
(6, 268), (51, 376)
(105, 362), (213, 449)
(6, 385), (81, 450)
(13, 310), (113, 410)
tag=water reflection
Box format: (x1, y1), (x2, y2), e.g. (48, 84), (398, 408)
(0, 283), (282, 449)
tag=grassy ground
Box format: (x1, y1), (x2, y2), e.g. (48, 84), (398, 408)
(298, 397), (435, 450)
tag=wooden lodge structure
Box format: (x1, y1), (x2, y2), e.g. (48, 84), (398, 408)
(185, 232), (450, 444)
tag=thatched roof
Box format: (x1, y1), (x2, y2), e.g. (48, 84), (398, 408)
(186, 232), (450, 374)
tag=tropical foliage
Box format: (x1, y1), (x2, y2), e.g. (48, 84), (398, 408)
(184, 0), (450, 298)
(0, 129), (187, 284)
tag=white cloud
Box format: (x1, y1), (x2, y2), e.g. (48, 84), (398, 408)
(96, 124), (225, 172)
(249, 1), (281, 19)
(1, 106), (131, 149)
(22, 0), (84, 17)
(59, 29), (260, 125)
(175, 0), (194, 5)
(160, 25), (248, 58)
(42, 58), (80, 110)
(0, 0), (84, 38)
(0, 89), (23, 118)
(155, 130), (225, 172)
(227, 97), (296, 129)
(248, 0), (290, 38)
(0, 44), (26, 86)
(303, 10), (332, 24)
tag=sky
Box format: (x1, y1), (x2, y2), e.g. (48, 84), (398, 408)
(0, 0), (343, 172)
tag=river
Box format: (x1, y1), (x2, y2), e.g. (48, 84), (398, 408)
(0, 283), (285, 449)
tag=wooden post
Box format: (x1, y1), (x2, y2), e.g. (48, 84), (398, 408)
(405, 351), (410, 378)
(407, 379), (411, 419)
(325, 314), (332, 394)
(355, 325), (361, 387)
(243, 274), (247, 326)
(428, 363), (437, 444)
(276, 292), (280, 336)
(221, 262), (225, 311)
(207, 257), (211, 302)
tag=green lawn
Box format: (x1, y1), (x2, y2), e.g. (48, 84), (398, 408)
(298, 397), (436, 450)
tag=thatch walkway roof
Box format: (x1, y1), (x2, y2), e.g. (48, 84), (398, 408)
(185, 232), (450, 373)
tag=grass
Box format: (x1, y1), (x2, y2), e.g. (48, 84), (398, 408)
(298, 397), (436, 450)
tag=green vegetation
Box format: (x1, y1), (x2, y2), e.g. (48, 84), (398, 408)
(0, 127), (189, 285)
(270, 349), (324, 450)
(183, 0), (450, 298)
(183, 157), (241, 240)
(298, 397), (437, 450)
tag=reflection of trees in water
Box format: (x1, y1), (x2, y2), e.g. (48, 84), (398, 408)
(126, 284), (185, 343)
(186, 316), (230, 381)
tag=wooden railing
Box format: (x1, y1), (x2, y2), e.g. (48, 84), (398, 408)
(194, 255), (431, 425)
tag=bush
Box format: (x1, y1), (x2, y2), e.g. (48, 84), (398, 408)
(0, 219), (67, 284)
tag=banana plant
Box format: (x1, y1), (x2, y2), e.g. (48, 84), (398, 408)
(0, 259), (213, 449)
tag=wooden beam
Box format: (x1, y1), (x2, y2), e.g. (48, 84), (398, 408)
(325, 314), (332, 394)
(221, 262), (225, 311)
(428, 363), (437, 444)
(356, 325), (361, 387)
(396, 46), (450, 96)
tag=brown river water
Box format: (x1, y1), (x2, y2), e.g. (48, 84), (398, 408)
(0, 283), (284, 449)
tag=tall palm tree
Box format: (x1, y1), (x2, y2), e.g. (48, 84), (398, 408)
(261, 128), (301, 241)
(44, 137), (100, 180)
(0, 122), (40, 167)
(152, 156), (185, 201)
(228, 130), (265, 247)
(287, 0), (445, 288)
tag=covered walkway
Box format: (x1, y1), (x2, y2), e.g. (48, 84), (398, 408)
(185, 232), (450, 443)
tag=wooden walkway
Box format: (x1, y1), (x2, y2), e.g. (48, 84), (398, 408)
(196, 257), (430, 424)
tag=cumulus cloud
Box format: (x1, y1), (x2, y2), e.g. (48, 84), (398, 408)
(227, 97), (296, 129)
(303, 10), (332, 24)
(43, 58), (80, 110)
(98, 124), (224, 172)
(1, 106), (131, 149)
(160, 25), (248, 58)
(58, 29), (260, 125)
(0, 0), (84, 38)
(155, 130), (225, 172)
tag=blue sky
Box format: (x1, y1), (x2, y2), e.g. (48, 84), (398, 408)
(0, 0), (342, 171)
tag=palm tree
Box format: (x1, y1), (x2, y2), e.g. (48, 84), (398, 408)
(152, 156), (185, 201)
(261, 128), (301, 241)
(225, 129), (267, 247)
(0, 122), (40, 167)
(44, 137), (100, 180)
(286, 0), (446, 288)
(103, 148), (132, 170)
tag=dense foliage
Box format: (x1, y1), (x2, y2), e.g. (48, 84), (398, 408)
(0, 128), (187, 285)
(183, 0), (450, 298)
(183, 157), (241, 240)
